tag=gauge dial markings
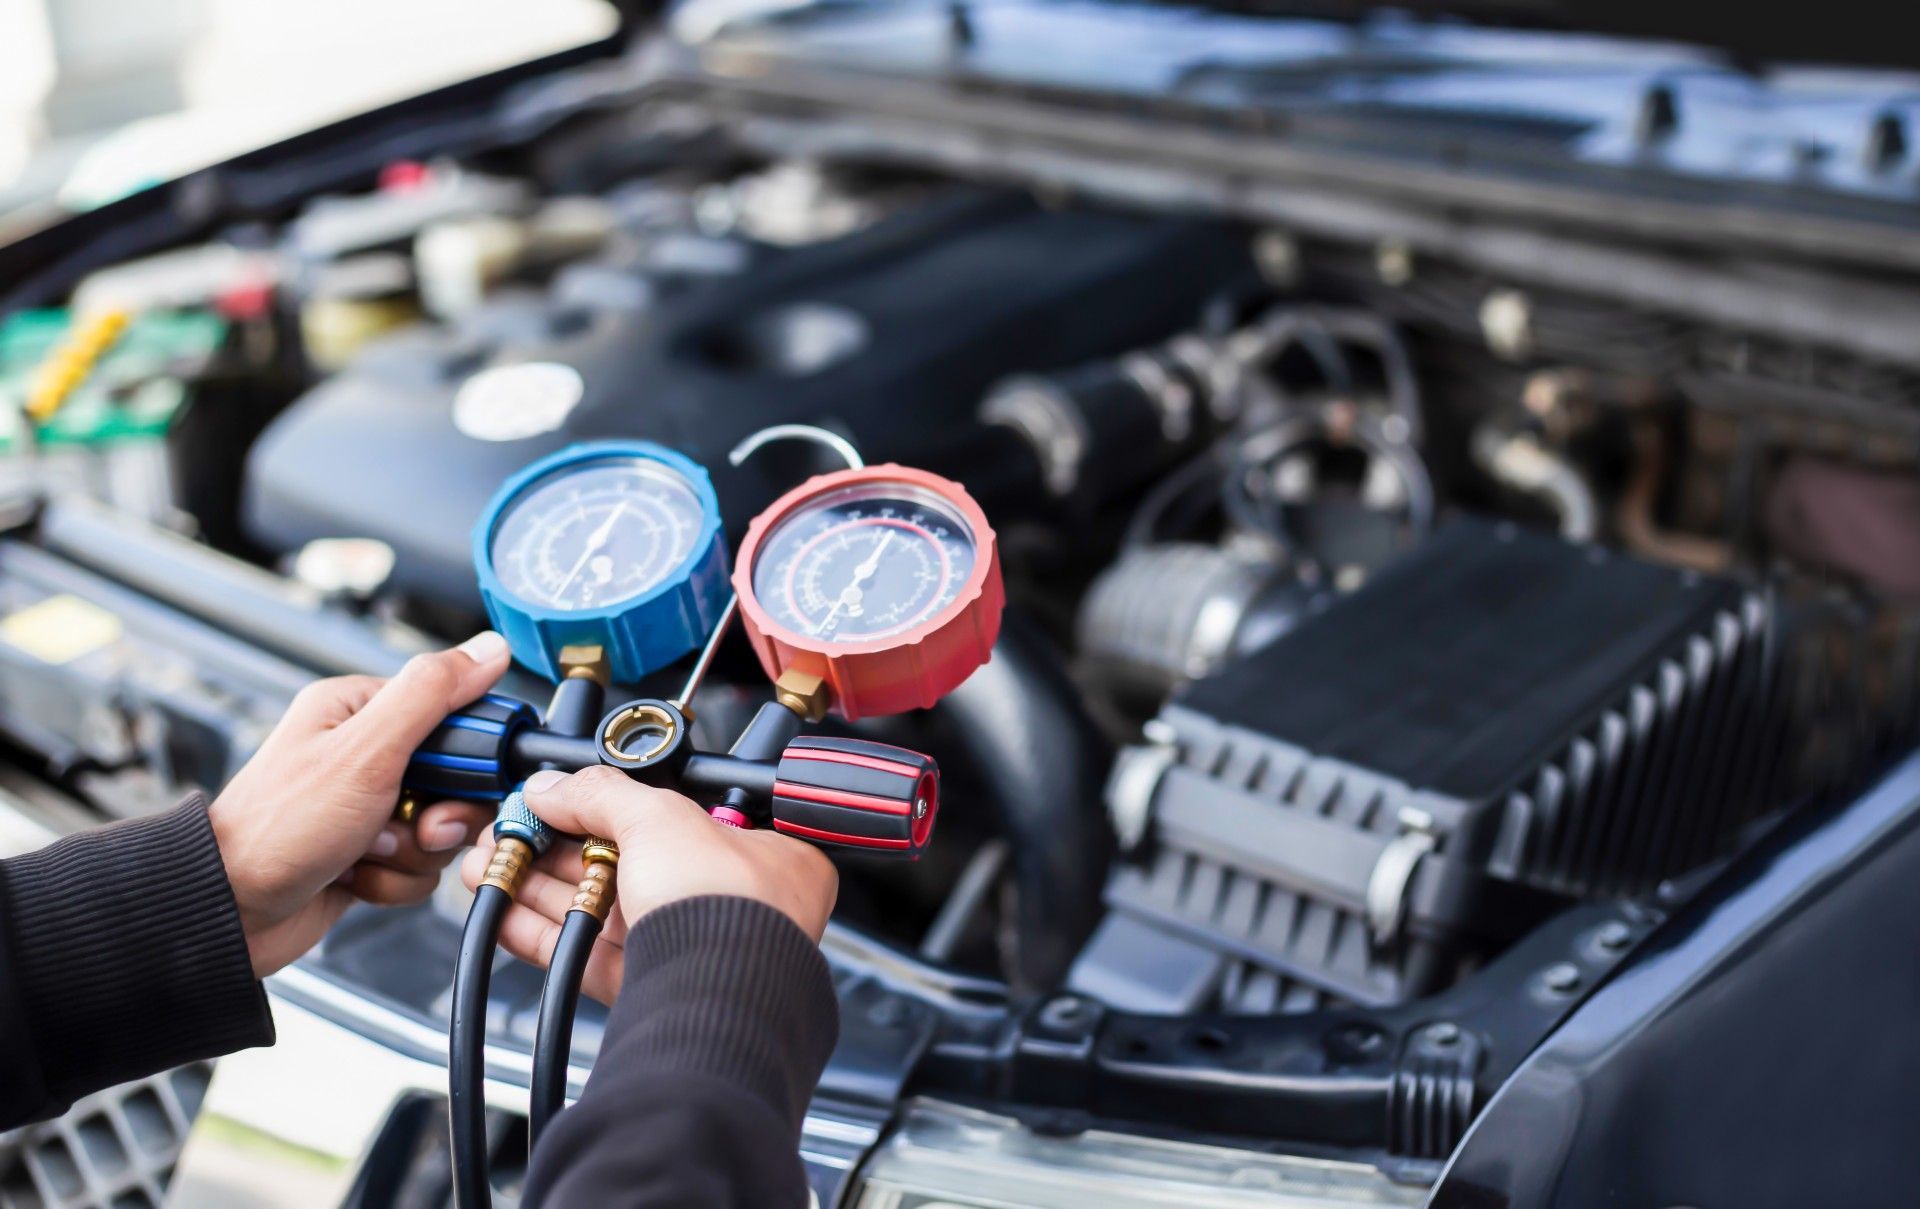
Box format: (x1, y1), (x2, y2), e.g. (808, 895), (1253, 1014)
(752, 492), (975, 644)
(489, 459), (706, 613)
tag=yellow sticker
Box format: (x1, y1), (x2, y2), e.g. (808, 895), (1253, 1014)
(0, 593), (123, 665)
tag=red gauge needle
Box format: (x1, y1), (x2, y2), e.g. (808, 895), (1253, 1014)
(815, 531), (892, 635)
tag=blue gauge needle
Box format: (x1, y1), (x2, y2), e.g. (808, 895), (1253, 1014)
(553, 502), (628, 602)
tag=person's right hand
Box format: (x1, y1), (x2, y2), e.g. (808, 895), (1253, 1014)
(458, 766), (839, 1004)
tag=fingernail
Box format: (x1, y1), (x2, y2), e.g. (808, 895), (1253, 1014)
(457, 630), (509, 664)
(370, 827), (401, 858)
(524, 769), (565, 796)
(420, 818), (471, 852)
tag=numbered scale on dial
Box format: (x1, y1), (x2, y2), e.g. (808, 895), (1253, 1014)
(474, 442), (730, 683)
(736, 465), (1003, 720)
(751, 480), (978, 642)
(490, 459), (706, 612)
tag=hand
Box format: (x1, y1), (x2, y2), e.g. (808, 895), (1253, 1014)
(209, 632), (513, 977)
(458, 766), (839, 1004)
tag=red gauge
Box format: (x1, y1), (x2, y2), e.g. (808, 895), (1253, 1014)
(734, 465), (1003, 720)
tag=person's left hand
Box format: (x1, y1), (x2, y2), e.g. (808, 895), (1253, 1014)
(208, 632), (512, 977)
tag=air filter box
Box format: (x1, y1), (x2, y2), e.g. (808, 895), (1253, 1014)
(1075, 519), (1787, 1009)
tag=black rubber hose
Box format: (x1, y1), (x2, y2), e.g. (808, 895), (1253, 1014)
(933, 613), (1112, 989)
(529, 910), (601, 1147)
(517, 675), (607, 1154)
(450, 884), (511, 1209)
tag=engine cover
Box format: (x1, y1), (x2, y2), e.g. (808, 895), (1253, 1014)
(243, 192), (1247, 606)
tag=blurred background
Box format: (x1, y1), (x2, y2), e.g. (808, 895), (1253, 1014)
(0, 0), (615, 235)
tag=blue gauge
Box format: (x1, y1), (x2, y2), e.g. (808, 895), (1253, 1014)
(474, 442), (728, 683)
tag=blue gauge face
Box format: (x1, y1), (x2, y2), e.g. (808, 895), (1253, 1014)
(489, 458), (707, 613)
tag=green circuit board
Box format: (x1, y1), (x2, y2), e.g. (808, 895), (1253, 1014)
(0, 309), (228, 452)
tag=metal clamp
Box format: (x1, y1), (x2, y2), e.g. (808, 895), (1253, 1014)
(1366, 807), (1437, 946)
(1106, 742), (1178, 853)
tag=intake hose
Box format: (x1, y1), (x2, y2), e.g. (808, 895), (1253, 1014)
(932, 613), (1112, 989)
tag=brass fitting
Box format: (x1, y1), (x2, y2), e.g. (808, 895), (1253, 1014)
(480, 836), (536, 894)
(392, 792), (421, 824)
(571, 837), (620, 922)
(558, 644), (610, 686)
(601, 702), (680, 765)
(774, 666), (831, 723)
(581, 836), (620, 866)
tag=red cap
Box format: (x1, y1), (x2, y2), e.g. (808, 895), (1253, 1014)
(215, 277), (275, 323)
(378, 160), (433, 193)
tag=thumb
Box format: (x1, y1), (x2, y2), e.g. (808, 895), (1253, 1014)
(520, 766), (708, 845)
(346, 632), (512, 763)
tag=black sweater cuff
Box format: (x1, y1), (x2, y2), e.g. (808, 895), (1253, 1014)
(608, 895), (839, 1127)
(0, 795), (274, 1123)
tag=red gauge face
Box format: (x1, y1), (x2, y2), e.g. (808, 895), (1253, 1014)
(734, 465), (1004, 720)
(750, 482), (978, 644)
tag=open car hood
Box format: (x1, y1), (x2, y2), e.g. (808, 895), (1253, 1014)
(661, 0), (1920, 222)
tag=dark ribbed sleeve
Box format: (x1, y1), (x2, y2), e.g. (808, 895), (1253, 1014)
(524, 895), (839, 1208)
(0, 795), (274, 1128)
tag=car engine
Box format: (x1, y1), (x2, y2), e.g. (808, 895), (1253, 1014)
(4, 9), (1920, 1203)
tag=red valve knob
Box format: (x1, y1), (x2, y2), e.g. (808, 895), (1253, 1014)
(770, 736), (938, 858)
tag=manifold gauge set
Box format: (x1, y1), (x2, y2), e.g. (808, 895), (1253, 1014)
(396, 435), (1002, 1206)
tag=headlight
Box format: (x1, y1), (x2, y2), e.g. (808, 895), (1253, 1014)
(852, 1100), (1425, 1209)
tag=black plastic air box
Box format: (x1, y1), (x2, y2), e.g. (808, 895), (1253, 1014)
(1078, 519), (1787, 1008)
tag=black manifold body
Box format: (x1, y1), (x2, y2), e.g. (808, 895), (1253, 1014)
(1074, 519), (1789, 1010)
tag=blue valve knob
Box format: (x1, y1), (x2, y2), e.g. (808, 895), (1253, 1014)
(403, 693), (538, 802)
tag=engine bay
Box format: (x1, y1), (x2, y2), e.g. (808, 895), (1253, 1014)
(4, 11), (1920, 1198)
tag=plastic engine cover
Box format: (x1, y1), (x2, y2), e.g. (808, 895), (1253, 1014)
(242, 192), (1248, 608)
